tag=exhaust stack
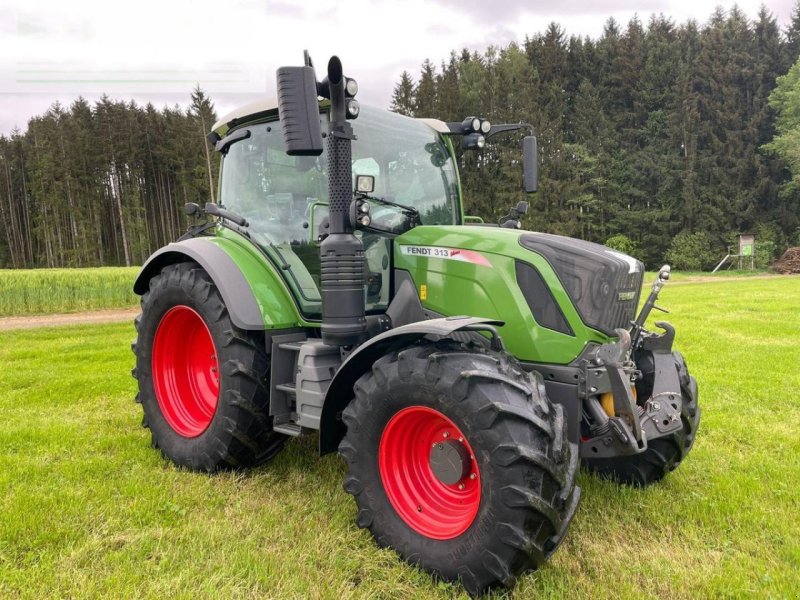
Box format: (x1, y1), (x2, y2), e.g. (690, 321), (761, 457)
(277, 53), (366, 347)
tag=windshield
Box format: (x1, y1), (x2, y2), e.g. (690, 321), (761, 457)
(218, 106), (459, 318)
(349, 107), (460, 225)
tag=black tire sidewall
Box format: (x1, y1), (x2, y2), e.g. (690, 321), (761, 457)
(137, 265), (240, 466)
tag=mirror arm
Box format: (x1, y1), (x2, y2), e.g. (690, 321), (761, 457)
(485, 122), (534, 140)
(215, 128), (251, 155)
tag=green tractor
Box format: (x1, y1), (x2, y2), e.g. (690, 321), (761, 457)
(132, 53), (700, 594)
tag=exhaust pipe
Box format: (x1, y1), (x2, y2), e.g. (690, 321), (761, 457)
(319, 57), (366, 347)
(277, 53), (366, 347)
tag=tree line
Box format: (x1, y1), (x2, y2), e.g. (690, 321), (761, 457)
(0, 88), (218, 268)
(393, 5), (800, 268)
(2, 6), (800, 269)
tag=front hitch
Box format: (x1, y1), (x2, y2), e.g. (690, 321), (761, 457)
(595, 329), (642, 443)
(580, 328), (646, 458)
(579, 322), (685, 460)
(636, 322), (684, 438)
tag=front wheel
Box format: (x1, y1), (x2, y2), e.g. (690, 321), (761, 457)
(339, 340), (580, 595)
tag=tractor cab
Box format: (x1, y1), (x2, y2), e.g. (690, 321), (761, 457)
(213, 103), (461, 317)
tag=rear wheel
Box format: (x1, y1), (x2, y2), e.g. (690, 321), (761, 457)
(132, 262), (285, 471)
(583, 351), (700, 487)
(339, 340), (580, 595)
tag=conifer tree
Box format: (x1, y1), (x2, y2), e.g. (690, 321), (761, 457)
(390, 71), (416, 116)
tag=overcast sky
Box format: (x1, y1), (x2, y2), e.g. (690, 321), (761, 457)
(0, 0), (795, 135)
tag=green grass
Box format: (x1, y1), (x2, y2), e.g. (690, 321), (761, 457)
(1, 277), (799, 598)
(644, 269), (775, 282)
(0, 267), (139, 316)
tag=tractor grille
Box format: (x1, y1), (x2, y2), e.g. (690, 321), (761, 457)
(604, 269), (644, 333)
(519, 233), (644, 336)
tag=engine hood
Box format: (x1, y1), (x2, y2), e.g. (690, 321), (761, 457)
(519, 232), (644, 336)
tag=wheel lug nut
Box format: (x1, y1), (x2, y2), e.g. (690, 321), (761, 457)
(458, 437), (463, 442)
(443, 432), (450, 438)
(469, 473), (476, 480)
(458, 483), (465, 490)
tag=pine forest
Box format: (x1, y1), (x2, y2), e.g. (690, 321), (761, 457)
(3, 6), (800, 269)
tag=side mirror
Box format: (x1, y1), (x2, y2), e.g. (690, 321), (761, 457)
(523, 135), (538, 193)
(276, 65), (323, 156)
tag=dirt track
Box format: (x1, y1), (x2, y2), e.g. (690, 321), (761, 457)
(0, 307), (139, 331)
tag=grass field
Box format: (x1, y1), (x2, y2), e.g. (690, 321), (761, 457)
(0, 267), (139, 316)
(1, 275), (798, 598)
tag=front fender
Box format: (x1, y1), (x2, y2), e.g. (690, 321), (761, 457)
(318, 316), (504, 454)
(134, 237), (301, 330)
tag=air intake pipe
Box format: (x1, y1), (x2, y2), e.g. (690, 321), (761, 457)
(319, 56), (366, 347)
(276, 53), (366, 347)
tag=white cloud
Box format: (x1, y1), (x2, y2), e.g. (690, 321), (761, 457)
(0, 0), (795, 134)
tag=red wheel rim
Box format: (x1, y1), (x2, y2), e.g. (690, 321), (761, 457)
(378, 406), (481, 539)
(152, 305), (220, 438)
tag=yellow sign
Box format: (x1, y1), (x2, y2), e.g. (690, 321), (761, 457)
(419, 284), (427, 300)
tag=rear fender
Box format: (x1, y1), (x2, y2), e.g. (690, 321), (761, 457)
(134, 237), (300, 330)
(318, 316), (504, 454)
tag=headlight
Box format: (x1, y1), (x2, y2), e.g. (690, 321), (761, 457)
(346, 99), (360, 118)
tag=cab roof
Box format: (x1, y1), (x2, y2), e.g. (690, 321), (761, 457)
(211, 98), (449, 137)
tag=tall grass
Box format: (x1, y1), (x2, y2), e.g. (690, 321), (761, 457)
(0, 267), (139, 316)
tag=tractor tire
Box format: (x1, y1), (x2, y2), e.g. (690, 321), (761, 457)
(339, 339), (580, 595)
(583, 351), (700, 487)
(132, 261), (285, 472)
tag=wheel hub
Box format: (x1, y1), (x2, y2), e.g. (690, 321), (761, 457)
(429, 439), (471, 485)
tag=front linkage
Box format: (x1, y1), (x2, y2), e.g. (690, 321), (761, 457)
(578, 267), (701, 485)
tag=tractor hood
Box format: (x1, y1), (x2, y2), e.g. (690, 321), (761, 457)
(518, 232), (644, 336)
(394, 225), (644, 348)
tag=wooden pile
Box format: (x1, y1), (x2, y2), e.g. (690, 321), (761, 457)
(771, 247), (800, 274)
